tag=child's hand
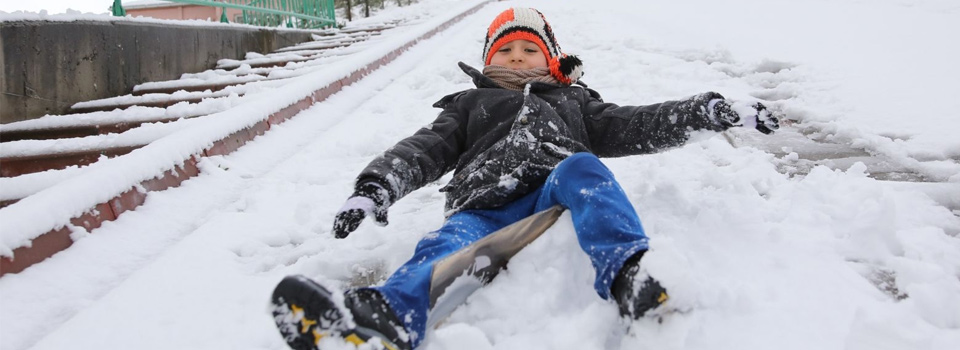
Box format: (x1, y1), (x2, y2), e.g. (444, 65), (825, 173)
(711, 99), (743, 129)
(712, 100), (780, 134)
(332, 182), (391, 238)
(752, 103), (780, 134)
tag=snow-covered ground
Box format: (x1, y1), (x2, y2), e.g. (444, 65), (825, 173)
(2, 0), (959, 349)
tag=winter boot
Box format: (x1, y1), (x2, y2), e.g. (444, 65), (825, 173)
(271, 275), (412, 350)
(611, 251), (669, 319)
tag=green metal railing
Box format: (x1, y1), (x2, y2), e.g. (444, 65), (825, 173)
(112, 0), (336, 29)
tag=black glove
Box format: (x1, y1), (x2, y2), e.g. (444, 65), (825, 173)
(752, 103), (780, 135)
(712, 100), (780, 134)
(712, 99), (742, 129)
(332, 181), (392, 239)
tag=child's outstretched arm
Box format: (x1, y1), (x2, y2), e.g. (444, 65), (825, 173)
(581, 91), (778, 156)
(331, 105), (467, 238)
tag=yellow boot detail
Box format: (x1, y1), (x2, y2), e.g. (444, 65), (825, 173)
(312, 328), (325, 346)
(344, 333), (365, 345)
(657, 292), (669, 304)
(300, 317), (317, 334)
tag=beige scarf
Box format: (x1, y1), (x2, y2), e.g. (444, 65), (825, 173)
(482, 65), (561, 91)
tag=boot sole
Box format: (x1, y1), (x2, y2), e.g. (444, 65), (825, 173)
(271, 275), (402, 350)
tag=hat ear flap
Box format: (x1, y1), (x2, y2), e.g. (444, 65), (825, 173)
(550, 54), (583, 85)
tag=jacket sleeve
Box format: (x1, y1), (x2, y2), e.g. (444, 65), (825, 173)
(355, 97), (467, 205)
(581, 91), (726, 157)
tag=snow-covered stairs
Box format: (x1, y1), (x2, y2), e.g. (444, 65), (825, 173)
(0, 19), (411, 185)
(0, 24), (396, 197)
(0, 0), (494, 276)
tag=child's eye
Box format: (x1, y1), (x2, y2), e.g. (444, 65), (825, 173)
(524, 48), (539, 53)
(498, 48), (511, 53)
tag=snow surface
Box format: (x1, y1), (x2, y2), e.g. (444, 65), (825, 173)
(2, 0), (959, 349)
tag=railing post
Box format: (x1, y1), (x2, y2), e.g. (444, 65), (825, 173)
(111, 0), (126, 16)
(281, 0), (293, 27)
(328, 0), (336, 28)
(220, 6), (229, 23)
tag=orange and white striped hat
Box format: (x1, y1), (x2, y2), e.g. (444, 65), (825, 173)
(482, 8), (583, 85)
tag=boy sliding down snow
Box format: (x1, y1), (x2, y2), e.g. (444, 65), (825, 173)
(272, 7), (779, 350)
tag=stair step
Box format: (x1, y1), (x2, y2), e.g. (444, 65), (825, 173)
(132, 74), (267, 95)
(1, 117), (184, 142)
(0, 144), (145, 177)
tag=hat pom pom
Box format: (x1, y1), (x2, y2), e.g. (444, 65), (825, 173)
(549, 54), (583, 85)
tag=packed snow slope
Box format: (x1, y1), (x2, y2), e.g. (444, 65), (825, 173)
(1, 0), (959, 349)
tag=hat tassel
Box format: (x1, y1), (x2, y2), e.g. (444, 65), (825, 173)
(550, 54), (583, 85)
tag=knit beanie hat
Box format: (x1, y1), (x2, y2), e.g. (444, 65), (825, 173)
(482, 7), (583, 85)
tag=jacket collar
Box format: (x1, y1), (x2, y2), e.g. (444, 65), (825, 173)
(457, 62), (586, 92)
(458, 62), (502, 89)
(433, 63), (593, 108)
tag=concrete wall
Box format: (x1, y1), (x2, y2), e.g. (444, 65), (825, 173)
(0, 21), (317, 124)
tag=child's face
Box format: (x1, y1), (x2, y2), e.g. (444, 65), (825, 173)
(488, 40), (549, 70)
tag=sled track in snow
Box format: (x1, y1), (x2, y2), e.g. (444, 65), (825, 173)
(0, 0), (495, 277)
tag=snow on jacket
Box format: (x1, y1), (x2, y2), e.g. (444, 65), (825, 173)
(357, 62), (726, 215)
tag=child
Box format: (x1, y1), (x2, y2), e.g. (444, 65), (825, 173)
(271, 7), (779, 350)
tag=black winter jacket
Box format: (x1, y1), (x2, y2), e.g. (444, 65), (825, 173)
(357, 62), (726, 215)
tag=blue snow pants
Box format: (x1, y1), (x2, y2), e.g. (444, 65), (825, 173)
(369, 153), (649, 347)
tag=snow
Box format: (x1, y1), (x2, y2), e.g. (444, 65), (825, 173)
(0, 1), (113, 16)
(133, 74), (267, 93)
(0, 117), (192, 158)
(0, 95), (245, 133)
(71, 89), (242, 109)
(1, 0), (959, 349)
